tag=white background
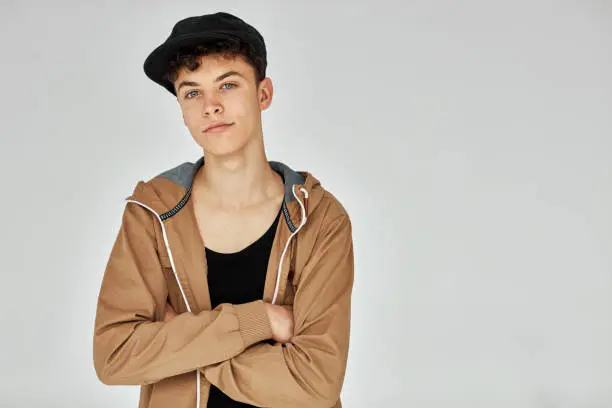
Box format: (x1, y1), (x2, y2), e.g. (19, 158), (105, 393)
(0, 1), (611, 407)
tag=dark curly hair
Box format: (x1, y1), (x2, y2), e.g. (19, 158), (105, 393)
(163, 38), (267, 90)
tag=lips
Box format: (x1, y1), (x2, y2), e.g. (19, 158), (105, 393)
(204, 122), (233, 132)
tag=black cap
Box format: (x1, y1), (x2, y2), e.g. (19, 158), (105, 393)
(143, 12), (267, 96)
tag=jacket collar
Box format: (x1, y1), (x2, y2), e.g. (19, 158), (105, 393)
(126, 155), (324, 231)
(157, 155), (307, 204)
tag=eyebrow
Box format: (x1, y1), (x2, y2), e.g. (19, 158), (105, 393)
(175, 70), (246, 93)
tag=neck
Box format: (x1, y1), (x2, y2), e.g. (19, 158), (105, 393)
(195, 136), (283, 211)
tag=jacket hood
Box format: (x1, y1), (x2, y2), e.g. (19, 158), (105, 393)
(126, 155), (325, 230)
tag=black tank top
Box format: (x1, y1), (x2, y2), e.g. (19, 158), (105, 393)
(205, 207), (281, 408)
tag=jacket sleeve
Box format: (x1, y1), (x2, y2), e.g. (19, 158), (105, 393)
(93, 195), (273, 386)
(202, 212), (354, 408)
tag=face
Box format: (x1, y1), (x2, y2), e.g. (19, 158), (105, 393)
(173, 54), (273, 158)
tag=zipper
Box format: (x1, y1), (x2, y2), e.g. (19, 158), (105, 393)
(124, 198), (203, 408)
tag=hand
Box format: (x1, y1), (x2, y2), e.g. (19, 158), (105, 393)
(163, 301), (178, 322)
(264, 303), (294, 343)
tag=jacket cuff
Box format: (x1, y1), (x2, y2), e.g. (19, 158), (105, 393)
(233, 300), (273, 348)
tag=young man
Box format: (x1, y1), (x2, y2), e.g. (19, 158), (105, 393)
(93, 12), (354, 408)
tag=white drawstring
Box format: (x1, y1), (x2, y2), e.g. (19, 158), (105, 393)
(272, 186), (309, 305)
(125, 184), (308, 407)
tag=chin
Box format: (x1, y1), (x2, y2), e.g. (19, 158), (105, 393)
(200, 138), (250, 158)
(192, 126), (255, 157)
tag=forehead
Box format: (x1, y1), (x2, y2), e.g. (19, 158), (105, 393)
(176, 54), (255, 81)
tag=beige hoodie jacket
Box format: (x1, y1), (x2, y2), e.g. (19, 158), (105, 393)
(93, 155), (354, 408)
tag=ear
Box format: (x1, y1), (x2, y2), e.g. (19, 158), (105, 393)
(258, 77), (274, 111)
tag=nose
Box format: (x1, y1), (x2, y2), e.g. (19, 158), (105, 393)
(202, 95), (223, 117)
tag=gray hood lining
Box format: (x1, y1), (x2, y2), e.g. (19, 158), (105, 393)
(154, 155), (306, 223)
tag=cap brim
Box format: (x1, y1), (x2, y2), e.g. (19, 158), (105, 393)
(143, 31), (237, 96)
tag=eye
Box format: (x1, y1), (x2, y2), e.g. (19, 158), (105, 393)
(222, 82), (237, 90)
(184, 90), (199, 99)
